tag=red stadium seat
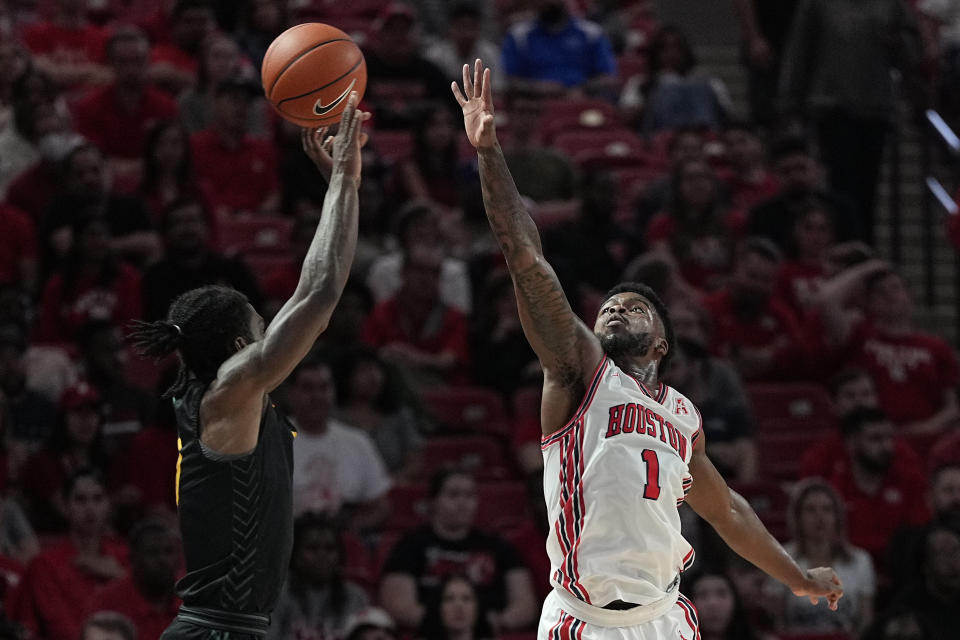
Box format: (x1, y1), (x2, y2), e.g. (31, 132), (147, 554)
(341, 531), (374, 593)
(551, 130), (652, 170)
(476, 481), (530, 529)
(243, 254), (296, 291)
(216, 217), (293, 255)
(384, 482), (429, 532)
(756, 432), (821, 484)
(747, 383), (837, 434)
(420, 387), (510, 437)
(539, 98), (624, 142)
(417, 435), (516, 481)
(729, 481), (789, 540)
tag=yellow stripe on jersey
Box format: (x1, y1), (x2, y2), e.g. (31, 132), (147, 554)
(175, 437), (183, 505)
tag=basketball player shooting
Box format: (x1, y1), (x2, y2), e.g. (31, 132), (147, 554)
(452, 60), (843, 640)
(130, 93), (369, 639)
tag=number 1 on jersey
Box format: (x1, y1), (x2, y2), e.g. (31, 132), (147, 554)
(641, 449), (661, 500)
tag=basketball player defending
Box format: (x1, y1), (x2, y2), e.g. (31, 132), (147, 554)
(452, 61), (842, 640)
(131, 93), (369, 639)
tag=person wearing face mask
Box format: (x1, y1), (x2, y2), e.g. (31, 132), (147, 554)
(501, 0), (618, 99)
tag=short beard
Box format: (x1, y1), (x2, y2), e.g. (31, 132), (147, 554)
(600, 331), (654, 360)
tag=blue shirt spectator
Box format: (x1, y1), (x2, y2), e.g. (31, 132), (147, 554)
(501, 2), (616, 92)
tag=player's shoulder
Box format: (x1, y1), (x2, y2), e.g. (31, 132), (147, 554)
(660, 384), (701, 432)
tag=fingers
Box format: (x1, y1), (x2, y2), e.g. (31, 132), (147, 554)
(473, 58), (482, 98)
(462, 63), (473, 98)
(451, 81), (466, 106)
(481, 67), (493, 106)
(338, 90), (358, 134)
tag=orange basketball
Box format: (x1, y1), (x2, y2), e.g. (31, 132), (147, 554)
(261, 23), (367, 128)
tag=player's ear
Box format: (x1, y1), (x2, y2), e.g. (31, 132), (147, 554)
(655, 338), (669, 357)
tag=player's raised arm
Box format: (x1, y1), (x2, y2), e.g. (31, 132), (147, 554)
(452, 59), (601, 398)
(684, 431), (845, 610)
(218, 92), (368, 395)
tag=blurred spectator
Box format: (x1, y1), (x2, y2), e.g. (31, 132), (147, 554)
(147, 0), (216, 95)
(141, 199), (262, 320)
(729, 0), (801, 127)
(76, 321), (154, 444)
(799, 368), (924, 480)
(541, 168), (640, 312)
(0, 323), (57, 451)
(84, 517), (180, 640)
(502, 0), (617, 99)
(0, 461), (37, 566)
(863, 610), (932, 640)
(717, 122), (779, 210)
(779, 479), (875, 635)
(646, 158), (744, 290)
(236, 0), (287, 71)
(41, 143), (160, 270)
(500, 91), (579, 206)
(700, 238), (810, 381)
(268, 513), (371, 640)
(191, 74), (280, 216)
(13, 469), (128, 640)
(635, 127), (707, 228)
(0, 69), (67, 198)
(262, 214), (314, 316)
(18, 381), (110, 533)
(281, 358), (391, 530)
(71, 27), (179, 163)
(621, 25), (732, 134)
(888, 461), (960, 590)
(178, 32), (269, 137)
(665, 305), (756, 482)
(815, 262), (960, 430)
(4, 130), (85, 224)
(313, 280), (376, 355)
(779, 0), (920, 243)
(826, 407), (929, 572)
(362, 3), (452, 130)
(0, 39), (29, 134)
(81, 612), (136, 640)
(424, 2), (503, 89)
(683, 571), (761, 640)
(33, 215), (143, 346)
(331, 346), (424, 481)
(773, 202), (834, 316)
(379, 469), (537, 633)
(137, 120), (203, 222)
(619, 251), (701, 310)
(395, 103), (476, 212)
(0, 204), (37, 294)
(469, 270), (539, 399)
(362, 243), (471, 387)
(19, 0), (111, 90)
(366, 203), (472, 314)
(887, 524), (960, 640)
(747, 136), (860, 250)
(343, 607), (398, 640)
(419, 575), (494, 640)
(408, 0), (497, 43)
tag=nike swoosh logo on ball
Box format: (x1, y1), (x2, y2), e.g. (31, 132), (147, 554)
(313, 79), (356, 116)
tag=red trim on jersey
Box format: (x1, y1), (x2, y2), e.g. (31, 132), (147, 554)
(553, 612), (575, 640)
(689, 403), (703, 462)
(546, 611), (564, 640)
(541, 357), (608, 448)
(677, 594), (702, 640)
(554, 419), (590, 603)
(569, 417), (591, 602)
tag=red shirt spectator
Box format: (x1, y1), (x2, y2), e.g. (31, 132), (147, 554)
(85, 573), (180, 640)
(5, 162), (56, 223)
(34, 261), (142, 346)
(775, 260), (825, 316)
(21, 21), (108, 67)
(119, 425), (178, 513)
(0, 204), (36, 289)
(846, 321), (960, 424)
(72, 84), (178, 160)
(15, 537), (128, 640)
(646, 208), (746, 290)
(191, 128), (279, 216)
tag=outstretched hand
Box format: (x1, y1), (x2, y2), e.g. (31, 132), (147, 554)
(301, 91), (371, 183)
(451, 58), (497, 149)
(792, 567), (844, 611)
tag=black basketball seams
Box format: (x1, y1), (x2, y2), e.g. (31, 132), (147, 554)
(275, 54), (364, 106)
(265, 37), (352, 98)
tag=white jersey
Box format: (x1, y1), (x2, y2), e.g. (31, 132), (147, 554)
(541, 357), (702, 608)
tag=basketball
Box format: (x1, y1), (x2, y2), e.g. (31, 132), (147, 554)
(261, 23), (367, 128)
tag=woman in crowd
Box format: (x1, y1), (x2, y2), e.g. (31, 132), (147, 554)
(138, 119), (204, 224)
(419, 575), (494, 640)
(780, 478), (875, 636)
(685, 571), (763, 640)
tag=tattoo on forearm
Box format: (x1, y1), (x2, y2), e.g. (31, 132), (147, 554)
(478, 146), (543, 259)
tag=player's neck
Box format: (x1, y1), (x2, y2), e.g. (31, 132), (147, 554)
(618, 358), (658, 388)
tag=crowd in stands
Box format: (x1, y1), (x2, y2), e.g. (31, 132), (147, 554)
(0, 0), (959, 639)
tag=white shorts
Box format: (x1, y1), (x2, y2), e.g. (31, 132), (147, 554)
(538, 590), (701, 640)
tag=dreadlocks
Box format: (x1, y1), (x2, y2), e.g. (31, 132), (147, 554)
(129, 285), (254, 398)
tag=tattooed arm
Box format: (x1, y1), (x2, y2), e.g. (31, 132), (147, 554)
(453, 60), (602, 432)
